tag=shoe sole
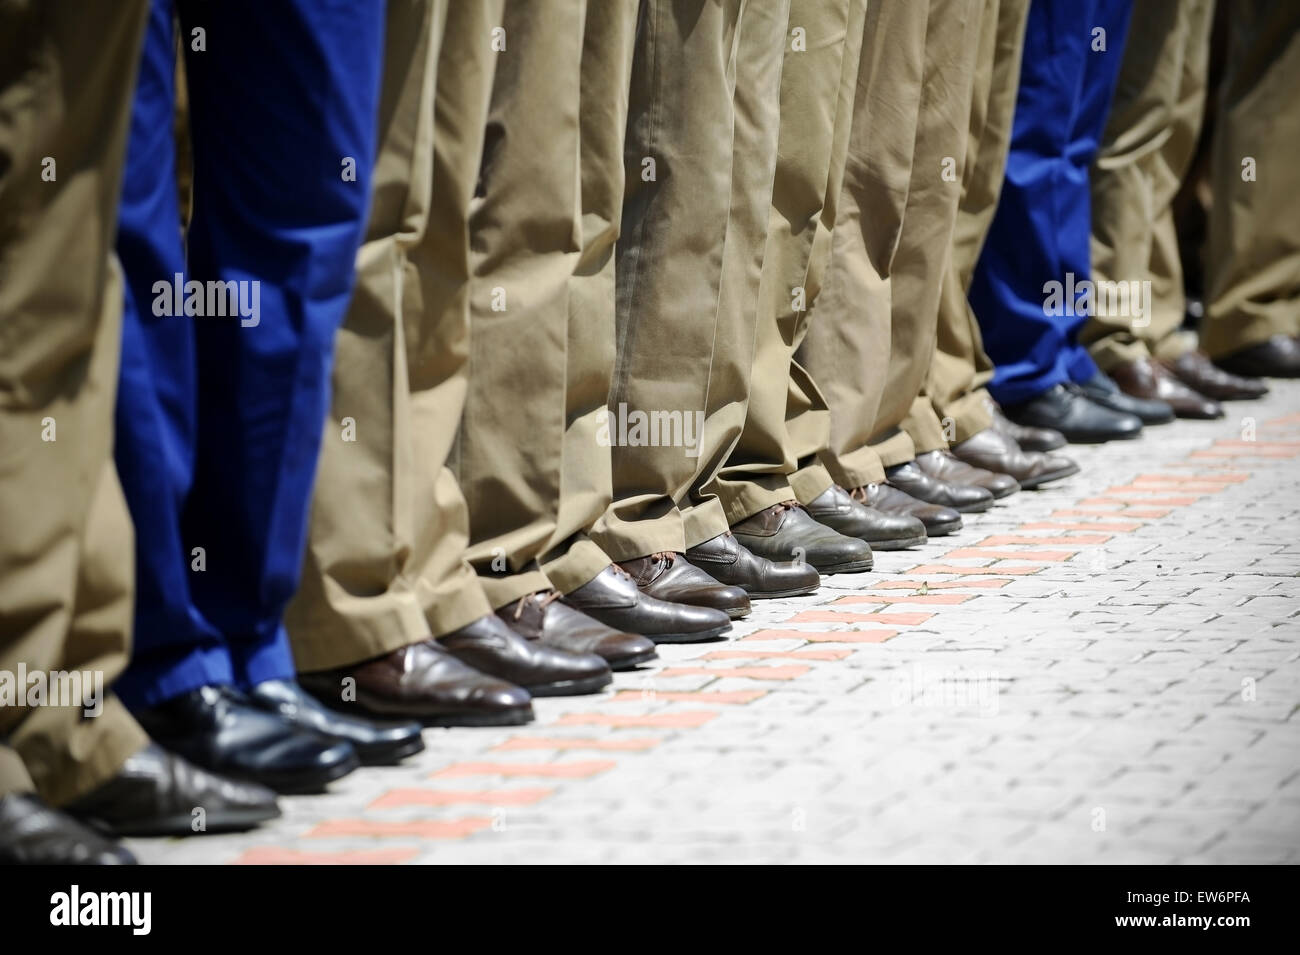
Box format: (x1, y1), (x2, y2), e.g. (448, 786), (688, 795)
(313, 693), (534, 732)
(525, 672), (614, 698)
(421, 705), (535, 728)
(356, 734), (427, 766)
(925, 518), (963, 537)
(646, 622), (733, 644)
(1019, 461), (1081, 491)
(747, 584), (821, 600)
(608, 648), (660, 671)
(97, 806), (283, 838)
(953, 498), (995, 514)
(865, 534), (928, 551)
(813, 557), (874, 574)
(1063, 429), (1142, 444)
(264, 749), (363, 795)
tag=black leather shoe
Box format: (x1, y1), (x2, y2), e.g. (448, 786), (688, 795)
(564, 565), (733, 643)
(1078, 371), (1174, 424)
(684, 532), (821, 598)
(1003, 383), (1143, 443)
(991, 401), (1067, 451)
(438, 614), (611, 697)
(951, 427), (1079, 490)
(731, 501), (873, 573)
(132, 686), (360, 794)
(499, 591), (657, 671)
(64, 742), (280, 836)
(247, 679), (423, 766)
(619, 552), (750, 619)
(300, 641), (534, 727)
(805, 484), (926, 550)
(853, 482), (961, 536)
(1215, 335), (1300, 379)
(884, 459), (994, 513)
(0, 794), (136, 865)
(914, 448), (1019, 499)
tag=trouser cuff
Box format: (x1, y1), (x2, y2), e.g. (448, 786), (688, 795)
(870, 429), (917, 469)
(541, 537), (615, 596)
(790, 463), (835, 505)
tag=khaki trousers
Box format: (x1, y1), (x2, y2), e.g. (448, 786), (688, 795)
(1202, 0), (1300, 358)
(803, 0), (980, 487)
(1082, 0), (1215, 371)
(456, 0), (586, 608)
(0, 0), (150, 803)
(538, 0), (639, 595)
(708, 0), (867, 520)
(870, 0), (983, 466)
(914, 0), (1030, 445)
(589, 0), (748, 560)
(288, 0), (503, 671)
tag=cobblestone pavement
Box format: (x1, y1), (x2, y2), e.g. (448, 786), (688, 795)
(133, 382), (1300, 864)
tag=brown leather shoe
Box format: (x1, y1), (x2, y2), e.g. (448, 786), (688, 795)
(619, 552), (751, 619)
(1215, 335), (1300, 378)
(1109, 356), (1223, 419)
(804, 484), (926, 550)
(1163, 350), (1269, 400)
(990, 402), (1066, 452)
(731, 501), (873, 573)
(950, 427), (1079, 490)
(684, 532), (821, 598)
(853, 482), (962, 536)
(914, 448), (1019, 499)
(498, 591), (657, 671)
(565, 565), (733, 644)
(299, 640), (534, 727)
(438, 614), (611, 697)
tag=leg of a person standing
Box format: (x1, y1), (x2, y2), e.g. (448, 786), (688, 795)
(115, 0), (389, 792)
(969, 0), (1146, 435)
(784, 0), (869, 506)
(800, 0), (929, 492)
(1083, 0), (1215, 392)
(0, 0), (150, 804)
(678, 0), (792, 545)
(706, 0), (855, 522)
(921, 0), (1081, 487)
(0, 0), (152, 864)
(291, 0), (543, 729)
(456, 0), (584, 611)
(537, 0), (639, 599)
(287, 0), (456, 671)
(565, 0), (747, 645)
(881, 0), (985, 469)
(588, 0), (743, 562)
(699, 0), (879, 575)
(924, 0), (1031, 444)
(112, 0), (225, 708)
(1203, 0), (1300, 377)
(179, 0), (386, 687)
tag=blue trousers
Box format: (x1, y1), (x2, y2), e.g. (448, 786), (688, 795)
(969, 0), (1134, 405)
(113, 0), (385, 707)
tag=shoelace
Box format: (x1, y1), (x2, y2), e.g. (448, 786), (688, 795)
(848, 484), (880, 504)
(511, 589), (563, 620)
